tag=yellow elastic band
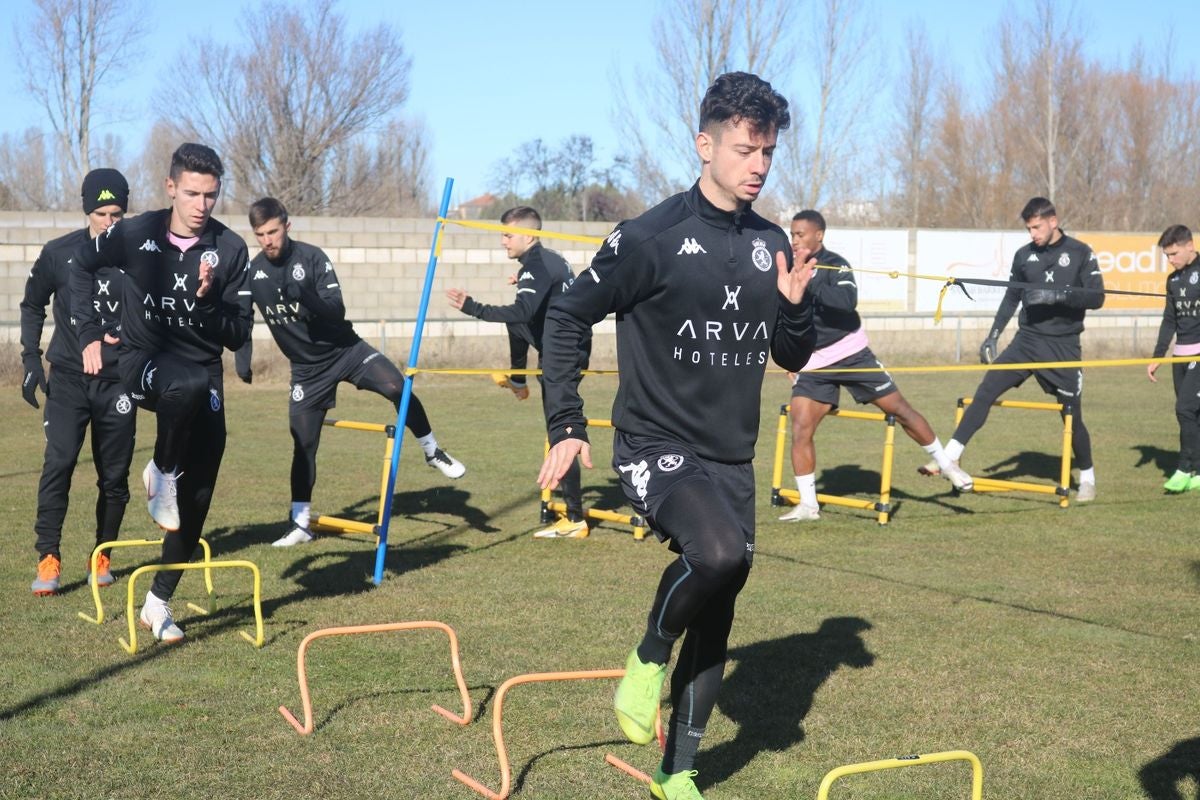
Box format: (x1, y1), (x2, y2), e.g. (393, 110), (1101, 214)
(439, 218), (607, 246)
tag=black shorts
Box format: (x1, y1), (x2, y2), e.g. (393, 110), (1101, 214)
(1173, 361), (1200, 417)
(611, 430), (755, 553)
(289, 341), (395, 415)
(790, 347), (897, 409)
(996, 331), (1083, 400)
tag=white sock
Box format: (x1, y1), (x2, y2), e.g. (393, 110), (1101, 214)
(795, 474), (818, 507)
(146, 589), (167, 606)
(945, 439), (965, 462)
(292, 501), (311, 530)
(1079, 467), (1095, 484)
(417, 433), (439, 458)
(922, 437), (953, 469)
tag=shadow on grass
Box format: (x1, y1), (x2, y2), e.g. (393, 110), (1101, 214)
(310, 682), (498, 734)
(511, 738), (642, 796)
(1139, 736), (1200, 800)
(1131, 444), (1176, 478)
(700, 617), (875, 789)
(978, 450), (1067, 483)
(809, 466), (975, 521)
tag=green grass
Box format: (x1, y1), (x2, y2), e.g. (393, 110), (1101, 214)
(1, 368), (1197, 799)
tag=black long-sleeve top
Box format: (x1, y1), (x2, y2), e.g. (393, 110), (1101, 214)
(1153, 254), (1200, 358)
(989, 231), (1104, 339)
(460, 242), (576, 353)
(807, 247), (859, 349)
(71, 209), (252, 366)
(541, 182), (815, 463)
(21, 228), (123, 380)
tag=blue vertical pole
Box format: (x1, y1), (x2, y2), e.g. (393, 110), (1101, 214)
(373, 178), (455, 585)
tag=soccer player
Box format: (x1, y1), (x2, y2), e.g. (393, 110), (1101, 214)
(73, 143), (252, 642)
(780, 210), (972, 521)
(1147, 225), (1200, 493)
(21, 168), (137, 594)
(446, 205), (591, 538)
(920, 197), (1104, 501)
(538, 72), (815, 800)
(247, 197), (465, 547)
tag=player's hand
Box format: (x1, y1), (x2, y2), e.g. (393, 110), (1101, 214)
(21, 357), (47, 408)
(1023, 287), (1068, 306)
(197, 261), (214, 298)
(507, 273), (518, 286)
(446, 288), (468, 310)
(1147, 362), (1159, 383)
(82, 341), (103, 375)
(102, 333), (120, 345)
(979, 335), (999, 364)
(512, 384), (530, 400)
(778, 249), (815, 304)
(538, 438), (591, 490)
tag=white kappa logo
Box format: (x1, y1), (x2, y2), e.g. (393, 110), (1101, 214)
(751, 237), (772, 271)
(292, 264), (305, 281)
(618, 459), (650, 500)
(139, 239), (162, 253)
(657, 454), (684, 472)
(291, 384), (304, 402)
(1058, 253), (1071, 267)
(606, 229), (622, 254)
(115, 394), (132, 415)
(1026, 253), (1039, 262)
(253, 270), (268, 280)
(201, 250), (220, 269)
(677, 237), (707, 255)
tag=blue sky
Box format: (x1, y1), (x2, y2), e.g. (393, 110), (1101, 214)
(2, 0), (1195, 206)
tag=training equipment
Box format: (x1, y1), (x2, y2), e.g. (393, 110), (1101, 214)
(779, 503), (821, 522)
(142, 460), (181, 532)
(1163, 470), (1192, 493)
(426, 447), (466, 478)
(816, 749), (983, 800)
(139, 592), (185, 643)
(31, 553), (61, 596)
(771, 405), (897, 525)
(532, 517), (589, 539)
(272, 527), (314, 547)
(539, 418), (648, 539)
(307, 418), (395, 541)
(614, 649), (668, 746)
(279, 621), (472, 735)
(78, 538), (213, 625)
(651, 767), (704, 800)
(86, 552), (114, 587)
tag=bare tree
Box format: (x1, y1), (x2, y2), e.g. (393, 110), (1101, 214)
(0, 129), (56, 210)
(12, 0), (146, 206)
(324, 117), (433, 217)
(887, 21), (939, 227)
(167, 0), (413, 214)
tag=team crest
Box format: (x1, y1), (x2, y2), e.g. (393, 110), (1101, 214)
(115, 393), (132, 415)
(291, 384), (304, 402)
(751, 238), (772, 272)
(1058, 253), (1070, 267)
(657, 454), (684, 472)
(200, 250), (220, 269)
(292, 264), (305, 281)
(209, 388), (222, 412)
(1189, 271), (1198, 285)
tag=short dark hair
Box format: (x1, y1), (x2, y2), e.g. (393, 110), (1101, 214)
(698, 71), (791, 136)
(1158, 224), (1193, 249)
(169, 143), (224, 181)
(792, 209), (826, 231)
(249, 197), (289, 229)
(1020, 196), (1056, 222)
(500, 206), (542, 229)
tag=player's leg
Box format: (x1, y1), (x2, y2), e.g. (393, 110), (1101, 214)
(276, 407), (326, 546)
(942, 359), (1028, 465)
(86, 379), (136, 586)
(31, 368), (89, 595)
(875, 388), (973, 491)
(781, 393), (829, 520)
(1167, 362), (1200, 491)
(532, 373), (587, 538)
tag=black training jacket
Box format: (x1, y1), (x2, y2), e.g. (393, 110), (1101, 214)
(808, 246), (859, 350)
(461, 242), (576, 353)
(989, 232), (1104, 339)
(542, 182), (815, 464)
(1153, 254), (1200, 358)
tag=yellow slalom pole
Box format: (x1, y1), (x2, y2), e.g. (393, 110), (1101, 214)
(771, 405), (790, 506)
(1060, 411), (1074, 508)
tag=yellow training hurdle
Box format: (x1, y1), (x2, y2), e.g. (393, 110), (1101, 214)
(954, 397), (1072, 507)
(816, 749), (983, 799)
(540, 418), (647, 539)
(118, 560), (265, 653)
(309, 418), (395, 539)
(78, 537), (214, 624)
(771, 405), (897, 525)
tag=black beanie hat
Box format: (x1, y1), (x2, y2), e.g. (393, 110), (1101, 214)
(81, 168), (129, 214)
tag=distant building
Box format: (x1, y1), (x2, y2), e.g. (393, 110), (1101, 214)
(451, 192), (498, 220)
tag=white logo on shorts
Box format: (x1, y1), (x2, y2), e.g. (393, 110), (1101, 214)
(619, 459), (650, 500)
(291, 384), (304, 402)
(657, 454), (684, 472)
(292, 264), (305, 281)
(115, 394), (132, 415)
(209, 388), (221, 412)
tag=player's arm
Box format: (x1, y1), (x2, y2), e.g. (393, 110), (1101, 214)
(234, 333), (254, 384)
(1069, 250), (1105, 310)
(1149, 290), (1176, 382)
(18, 249), (54, 406)
(810, 260), (858, 312)
(979, 258), (1023, 362)
(285, 248), (348, 322)
(772, 247), (817, 371)
(458, 267), (550, 325)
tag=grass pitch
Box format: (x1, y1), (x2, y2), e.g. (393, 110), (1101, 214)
(0, 366), (1196, 799)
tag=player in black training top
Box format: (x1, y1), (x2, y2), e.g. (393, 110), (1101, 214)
(246, 197), (465, 547)
(72, 143), (252, 643)
(21, 168), (136, 595)
(537, 72), (815, 800)
(780, 209), (972, 522)
(920, 197), (1105, 502)
(1148, 225), (1200, 493)
(447, 205), (591, 538)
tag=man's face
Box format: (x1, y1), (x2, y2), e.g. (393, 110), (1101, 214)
(166, 170), (220, 236)
(1025, 214), (1059, 247)
(501, 230), (535, 260)
(253, 217), (291, 261)
(696, 118), (778, 211)
(1163, 240), (1196, 271)
(790, 219), (823, 258)
(87, 205), (124, 238)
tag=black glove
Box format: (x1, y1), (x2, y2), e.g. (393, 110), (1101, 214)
(22, 357), (47, 408)
(1023, 287), (1069, 306)
(237, 368), (253, 384)
(979, 335), (999, 365)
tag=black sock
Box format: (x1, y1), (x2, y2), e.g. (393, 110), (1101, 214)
(661, 723), (705, 774)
